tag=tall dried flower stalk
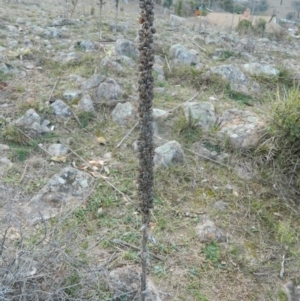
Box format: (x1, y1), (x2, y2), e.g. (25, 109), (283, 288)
(137, 0), (156, 299)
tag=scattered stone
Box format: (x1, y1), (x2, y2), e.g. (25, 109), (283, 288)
(117, 55), (136, 67)
(21, 167), (94, 225)
(63, 90), (82, 102)
(213, 201), (229, 212)
(81, 73), (105, 90)
(107, 265), (162, 301)
(6, 25), (19, 34)
(42, 27), (62, 38)
(48, 144), (68, 157)
(153, 108), (168, 120)
(153, 64), (165, 81)
(8, 40), (18, 48)
(183, 102), (216, 129)
(112, 102), (135, 124)
(209, 64), (247, 85)
(243, 63), (279, 76)
(100, 56), (123, 72)
(169, 44), (199, 66)
(77, 40), (95, 51)
(154, 141), (185, 167)
(115, 39), (138, 60)
(0, 63), (15, 74)
(96, 78), (122, 104)
(196, 217), (226, 243)
(192, 142), (218, 160)
(15, 109), (50, 134)
(51, 99), (72, 117)
(78, 94), (95, 113)
(217, 109), (264, 149)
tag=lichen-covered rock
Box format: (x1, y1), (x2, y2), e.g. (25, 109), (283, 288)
(51, 99), (72, 117)
(100, 56), (123, 72)
(154, 141), (185, 167)
(15, 109), (50, 134)
(78, 94), (95, 113)
(81, 73), (105, 91)
(112, 102), (135, 124)
(20, 167), (94, 225)
(96, 78), (122, 104)
(63, 90), (82, 102)
(48, 144), (68, 157)
(107, 265), (162, 301)
(243, 63), (279, 76)
(170, 44), (199, 66)
(217, 109), (264, 149)
(183, 102), (216, 129)
(209, 64), (247, 85)
(115, 39), (139, 60)
(196, 217), (226, 243)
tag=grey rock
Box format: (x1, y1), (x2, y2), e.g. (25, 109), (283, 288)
(183, 102), (216, 129)
(100, 56), (123, 72)
(15, 109), (50, 134)
(107, 265), (162, 301)
(8, 40), (18, 48)
(43, 27), (63, 38)
(81, 73), (105, 90)
(63, 90), (82, 102)
(192, 142), (218, 160)
(0, 46), (6, 52)
(78, 94), (95, 113)
(68, 74), (84, 83)
(210, 64), (247, 85)
(213, 201), (229, 211)
(96, 78), (122, 104)
(51, 99), (72, 117)
(154, 141), (185, 167)
(78, 40), (95, 51)
(153, 108), (168, 120)
(6, 25), (19, 34)
(217, 109), (264, 149)
(20, 167), (94, 224)
(0, 63), (15, 74)
(170, 44), (199, 66)
(112, 102), (134, 124)
(117, 55), (136, 67)
(16, 18), (26, 24)
(48, 144), (68, 157)
(65, 52), (79, 63)
(243, 63), (279, 76)
(153, 64), (165, 81)
(196, 218), (226, 243)
(115, 39), (139, 60)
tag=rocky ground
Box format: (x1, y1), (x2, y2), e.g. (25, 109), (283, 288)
(1, 0), (300, 300)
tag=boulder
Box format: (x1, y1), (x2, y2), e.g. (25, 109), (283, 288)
(217, 109), (264, 149)
(100, 56), (123, 72)
(196, 217), (226, 243)
(107, 265), (161, 301)
(115, 39), (139, 60)
(154, 141), (185, 167)
(209, 64), (247, 85)
(15, 109), (50, 134)
(183, 102), (216, 129)
(51, 99), (72, 117)
(243, 63), (280, 76)
(78, 94), (95, 113)
(81, 73), (105, 90)
(169, 44), (199, 66)
(96, 78), (122, 104)
(112, 102), (135, 124)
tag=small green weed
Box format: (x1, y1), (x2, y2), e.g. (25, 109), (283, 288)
(202, 241), (220, 263)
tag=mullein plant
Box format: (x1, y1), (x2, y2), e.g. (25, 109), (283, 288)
(137, 0), (156, 299)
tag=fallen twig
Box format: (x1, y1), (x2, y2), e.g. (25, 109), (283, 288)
(280, 254), (285, 278)
(116, 122), (138, 148)
(48, 77), (60, 102)
(112, 239), (165, 261)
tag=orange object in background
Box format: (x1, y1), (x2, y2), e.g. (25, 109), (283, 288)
(195, 9), (201, 16)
